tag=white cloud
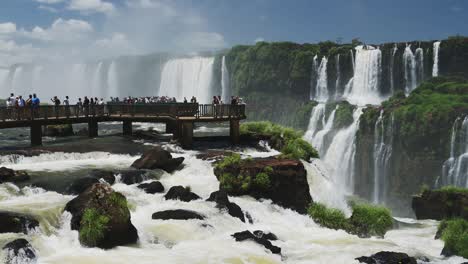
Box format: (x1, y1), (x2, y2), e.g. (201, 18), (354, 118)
(68, 0), (115, 15)
(35, 0), (65, 3)
(23, 18), (94, 43)
(0, 23), (17, 34)
(38, 5), (60, 13)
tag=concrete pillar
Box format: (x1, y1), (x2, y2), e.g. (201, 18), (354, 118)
(30, 123), (42, 146)
(181, 121), (193, 149)
(173, 121), (183, 140)
(123, 120), (132, 136)
(166, 121), (176, 133)
(88, 119), (98, 138)
(230, 119), (240, 145)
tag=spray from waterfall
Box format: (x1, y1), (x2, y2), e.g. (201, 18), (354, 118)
(403, 45), (417, 94)
(432, 41), (441, 77)
(315, 57), (328, 102)
(221, 56), (230, 103)
(107, 61), (119, 98)
(373, 111), (394, 204)
(441, 116), (468, 187)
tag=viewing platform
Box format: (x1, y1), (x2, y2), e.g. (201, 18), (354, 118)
(0, 103), (246, 148)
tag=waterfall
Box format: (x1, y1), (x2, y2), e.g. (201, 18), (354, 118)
(159, 57), (215, 103)
(221, 56), (230, 103)
(335, 54), (341, 99)
(343, 45), (382, 106)
(309, 55), (318, 100)
(304, 105), (338, 155)
(432, 41), (441, 77)
(304, 103), (326, 142)
(314, 57), (328, 102)
(441, 116), (468, 187)
(372, 111), (393, 204)
(68, 64), (87, 98)
(107, 61), (119, 98)
(389, 44), (398, 94)
(92, 62), (104, 97)
(350, 50), (355, 73)
(403, 45), (417, 94)
(415, 47), (424, 85)
(323, 108), (363, 193)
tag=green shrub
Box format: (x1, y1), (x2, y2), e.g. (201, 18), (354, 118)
(253, 172), (271, 189)
(216, 153), (242, 169)
(436, 186), (468, 195)
(79, 208), (110, 247)
(108, 192), (129, 218)
(219, 172), (252, 193)
(439, 219), (468, 258)
(348, 203), (393, 238)
(280, 138), (319, 160)
(307, 203), (348, 230)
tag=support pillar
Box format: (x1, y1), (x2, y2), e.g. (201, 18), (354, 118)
(173, 121), (183, 140)
(30, 123), (42, 146)
(181, 121), (193, 149)
(230, 119), (240, 145)
(166, 120), (176, 134)
(88, 119), (98, 138)
(123, 120), (132, 136)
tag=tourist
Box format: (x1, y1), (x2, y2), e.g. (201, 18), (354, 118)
(18, 96), (25, 108)
(26, 95), (32, 107)
(9, 93), (15, 104)
(231, 96), (237, 105)
(99, 98), (105, 105)
(32, 94), (40, 118)
(63, 96), (70, 106)
(51, 96), (61, 106)
(83, 96), (89, 106)
(183, 97), (188, 103)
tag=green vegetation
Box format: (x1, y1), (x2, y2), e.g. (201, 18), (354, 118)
(215, 153), (242, 170)
(332, 101), (356, 129)
(439, 219), (468, 258)
(434, 185), (468, 195)
(307, 202), (393, 238)
(79, 208), (110, 247)
(253, 172), (271, 189)
(109, 192), (130, 219)
(240, 121), (319, 160)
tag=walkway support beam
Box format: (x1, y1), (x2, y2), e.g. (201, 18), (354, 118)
(30, 123), (42, 146)
(123, 120), (132, 136)
(230, 119), (240, 145)
(88, 119), (98, 138)
(181, 121), (193, 149)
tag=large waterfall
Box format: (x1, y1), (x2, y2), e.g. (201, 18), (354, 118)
(441, 116), (468, 187)
(343, 45), (382, 106)
(415, 47), (424, 85)
(334, 54), (341, 99)
(221, 56), (230, 103)
(309, 55), (319, 100)
(314, 57), (329, 102)
(303, 104), (337, 155)
(432, 41), (441, 77)
(159, 57), (215, 103)
(389, 44), (398, 94)
(403, 45), (417, 94)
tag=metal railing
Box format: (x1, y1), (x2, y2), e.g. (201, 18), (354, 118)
(0, 103), (246, 122)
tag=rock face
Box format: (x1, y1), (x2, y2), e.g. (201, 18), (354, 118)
(412, 190), (468, 220)
(67, 177), (100, 195)
(207, 190), (245, 222)
(356, 251), (417, 264)
(0, 211), (39, 234)
(152, 209), (205, 220)
(88, 170), (115, 184)
(64, 183), (138, 249)
(164, 186), (200, 202)
(214, 157), (312, 214)
(2, 239), (36, 264)
(231, 230), (281, 255)
(0, 167), (30, 184)
(44, 124), (74, 137)
(131, 146), (184, 173)
(119, 170), (151, 185)
(137, 181), (164, 194)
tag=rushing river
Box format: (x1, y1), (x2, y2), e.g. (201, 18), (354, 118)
(0, 125), (465, 264)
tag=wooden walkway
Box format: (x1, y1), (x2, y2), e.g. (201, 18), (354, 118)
(0, 103), (246, 148)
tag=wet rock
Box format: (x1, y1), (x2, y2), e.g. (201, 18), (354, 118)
(196, 151), (233, 161)
(88, 169), (115, 184)
(207, 190), (245, 222)
(356, 251), (417, 264)
(2, 239), (36, 264)
(0, 211), (39, 234)
(66, 177), (99, 195)
(412, 189), (468, 220)
(0, 167), (30, 184)
(137, 181), (164, 194)
(44, 124), (74, 137)
(152, 209), (205, 220)
(118, 170), (150, 185)
(164, 186), (200, 202)
(253, 230), (278, 241)
(231, 230), (281, 255)
(214, 157), (312, 214)
(64, 183), (138, 249)
(131, 146), (184, 173)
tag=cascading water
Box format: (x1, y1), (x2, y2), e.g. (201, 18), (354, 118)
(159, 57), (215, 103)
(303, 103), (326, 142)
(107, 61), (119, 98)
(304, 104), (337, 155)
(441, 116), (468, 187)
(334, 54), (341, 99)
(389, 44), (398, 94)
(221, 56), (230, 103)
(372, 111), (394, 204)
(403, 45), (417, 94)
(343, 45), (382, 106)
(314, 57), (328, 102)
(432, 41), (441, 77)
(415, 47), (424, 85)
(350, 49), (355, 73)
(309, 55), (318, 100)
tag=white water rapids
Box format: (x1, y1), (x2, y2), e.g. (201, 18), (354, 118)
(0, 143), (463, 263)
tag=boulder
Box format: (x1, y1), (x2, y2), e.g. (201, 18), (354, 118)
(253, 230), (278, 241)
(44, 124), (74, 137)
(131, 146), (184, 173)
(88, 170), (115, 184)
(2, 239), (36, 264)
(64, 183), (138, 249)
(66, 177), (100, 195)
(164, 186), (200, 202)
(231, 230), (281, 255)
(356, 251), (417, 264)
(0, 211), (39, 234)
(412, 190), (468, 220)
(152, 209), (205, 220)
(214, 157), (312, 214)
(196, 151), (233, 161)
(207, 190), (245, 222)
(0, 167), (30, 184)
(137, 181), (164, 194)
(119, 170), (151, 185)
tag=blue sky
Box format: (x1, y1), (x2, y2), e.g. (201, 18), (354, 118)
(0, 0), (467, 65)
